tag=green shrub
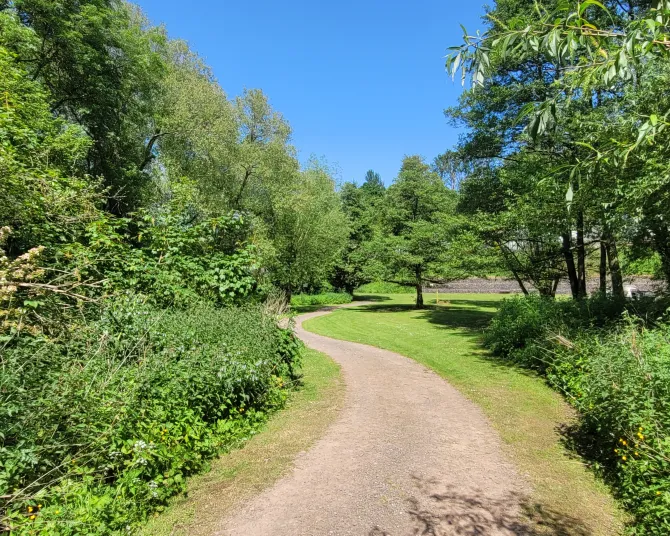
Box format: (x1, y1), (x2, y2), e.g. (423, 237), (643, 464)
(0, 298), (301, 535)
(485, 294), (670, 534)
(622, 251), (663, 277)
(290, 292), (352, 307)
(356, 281), (413, 294)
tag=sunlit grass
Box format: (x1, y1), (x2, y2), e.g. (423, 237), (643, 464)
(304, 293), (626, 535)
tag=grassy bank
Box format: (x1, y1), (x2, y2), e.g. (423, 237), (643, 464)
(303, 293), (626, 535)
(140, 348), (344, 535)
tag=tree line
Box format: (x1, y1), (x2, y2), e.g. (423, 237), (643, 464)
(1, 0), (349, 330)
(442, 0), (670, 299)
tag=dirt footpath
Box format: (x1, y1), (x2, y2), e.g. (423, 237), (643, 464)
(218, 307), (529, 536)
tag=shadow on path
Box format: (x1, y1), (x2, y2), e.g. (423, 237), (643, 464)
(367, 486), (590, 536)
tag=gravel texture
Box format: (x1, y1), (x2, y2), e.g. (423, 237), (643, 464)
(218, 306), (529, 536)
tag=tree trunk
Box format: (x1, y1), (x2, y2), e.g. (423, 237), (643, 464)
(605, 235), (624, 298)
(511, 269), (529, 295)
(415, 283), (424, 309)
(415, 267), (424, 309)
(576, 210), (587, 298)
(650, 221), (670, 284)
(499, 243), (529, 295)
(599, 238), (608, 294)
(562, 233), (580, 300)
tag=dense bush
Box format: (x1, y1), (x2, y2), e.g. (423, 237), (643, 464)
(485, 295), (670, 534)
(356, 281), (414, 294)
(0, 298), (301, 535)
(66, 208), (260, 309)
(290, 292), (353, 307)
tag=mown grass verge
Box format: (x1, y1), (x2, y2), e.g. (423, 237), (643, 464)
(140, 348), (344, 536)
(303, 293), (626, 536)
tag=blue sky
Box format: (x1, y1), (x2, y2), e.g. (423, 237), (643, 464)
(134, 0), (485, 185)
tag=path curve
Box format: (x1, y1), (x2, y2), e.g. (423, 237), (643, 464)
(219, 305), (529, 536)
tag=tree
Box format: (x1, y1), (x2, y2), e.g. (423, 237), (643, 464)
(365, 156), (459, 308)
(432, 150), (470, 190)
(448, 0), (670, 291)
(0, 39), (101, 256)
(267, 161), (349, 296)
(1, 2), (168, 214)
(360, 169), (385, 197)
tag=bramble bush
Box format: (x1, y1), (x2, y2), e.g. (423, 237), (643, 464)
(485, 294), (670, 535)
(0, 298), (301, 535)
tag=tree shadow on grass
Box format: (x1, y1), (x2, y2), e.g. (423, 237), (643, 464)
(441, 299), (504, 310)
(350, 301), (497, 333)
(367, 485), (591, 536)
(417, 305), (496, 332)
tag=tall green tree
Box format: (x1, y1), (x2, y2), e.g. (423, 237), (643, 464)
(365, 156), (458, 308)
(448, 0), (670, 290)
(0, 35), (100, 256)
(330, 172), (386, 292)
(267, 162), (349, 296)
(360, 169), (385, 197)
(1, 1), (168, 213)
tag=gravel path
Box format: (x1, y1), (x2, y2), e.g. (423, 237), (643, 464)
(218, 306), (529, 536)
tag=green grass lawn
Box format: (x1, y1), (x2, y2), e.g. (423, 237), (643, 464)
(140, 348), (344, 536)
(303, 293), (626, 536)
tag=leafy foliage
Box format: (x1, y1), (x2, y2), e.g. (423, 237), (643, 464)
(363, 156), (462, 308)
(0, 1), (347, 534)
(447, 0), (670, 291)
(0, 299), (301, 535)
(290, 292), (353, 308)
(356, 281), (414, 294)
(486, 294), (670, 534)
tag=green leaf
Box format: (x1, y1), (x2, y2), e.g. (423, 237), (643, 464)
(578, 0), (608, 16)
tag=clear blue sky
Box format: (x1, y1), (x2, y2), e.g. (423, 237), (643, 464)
(134, 0), (485, 185)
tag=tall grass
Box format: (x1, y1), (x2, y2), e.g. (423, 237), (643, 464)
(485, 294), (670, 535)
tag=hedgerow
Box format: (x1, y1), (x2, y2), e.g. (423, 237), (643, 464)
(485, 294), (670, 535)
(0, 298), (301, 534)
(290, 292), (353, 307)
(356, 281), (413, 294)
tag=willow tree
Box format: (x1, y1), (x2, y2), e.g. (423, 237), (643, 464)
(447, 0), (670, 289)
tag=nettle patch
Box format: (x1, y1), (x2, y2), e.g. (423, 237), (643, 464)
(0, 301), (302, 535)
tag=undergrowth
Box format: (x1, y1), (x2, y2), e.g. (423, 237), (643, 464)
(356, 281), (413, 294)
(0, 298), (302, 535)
(290, 292), (352, 307)
(485, 294), (670, 535)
